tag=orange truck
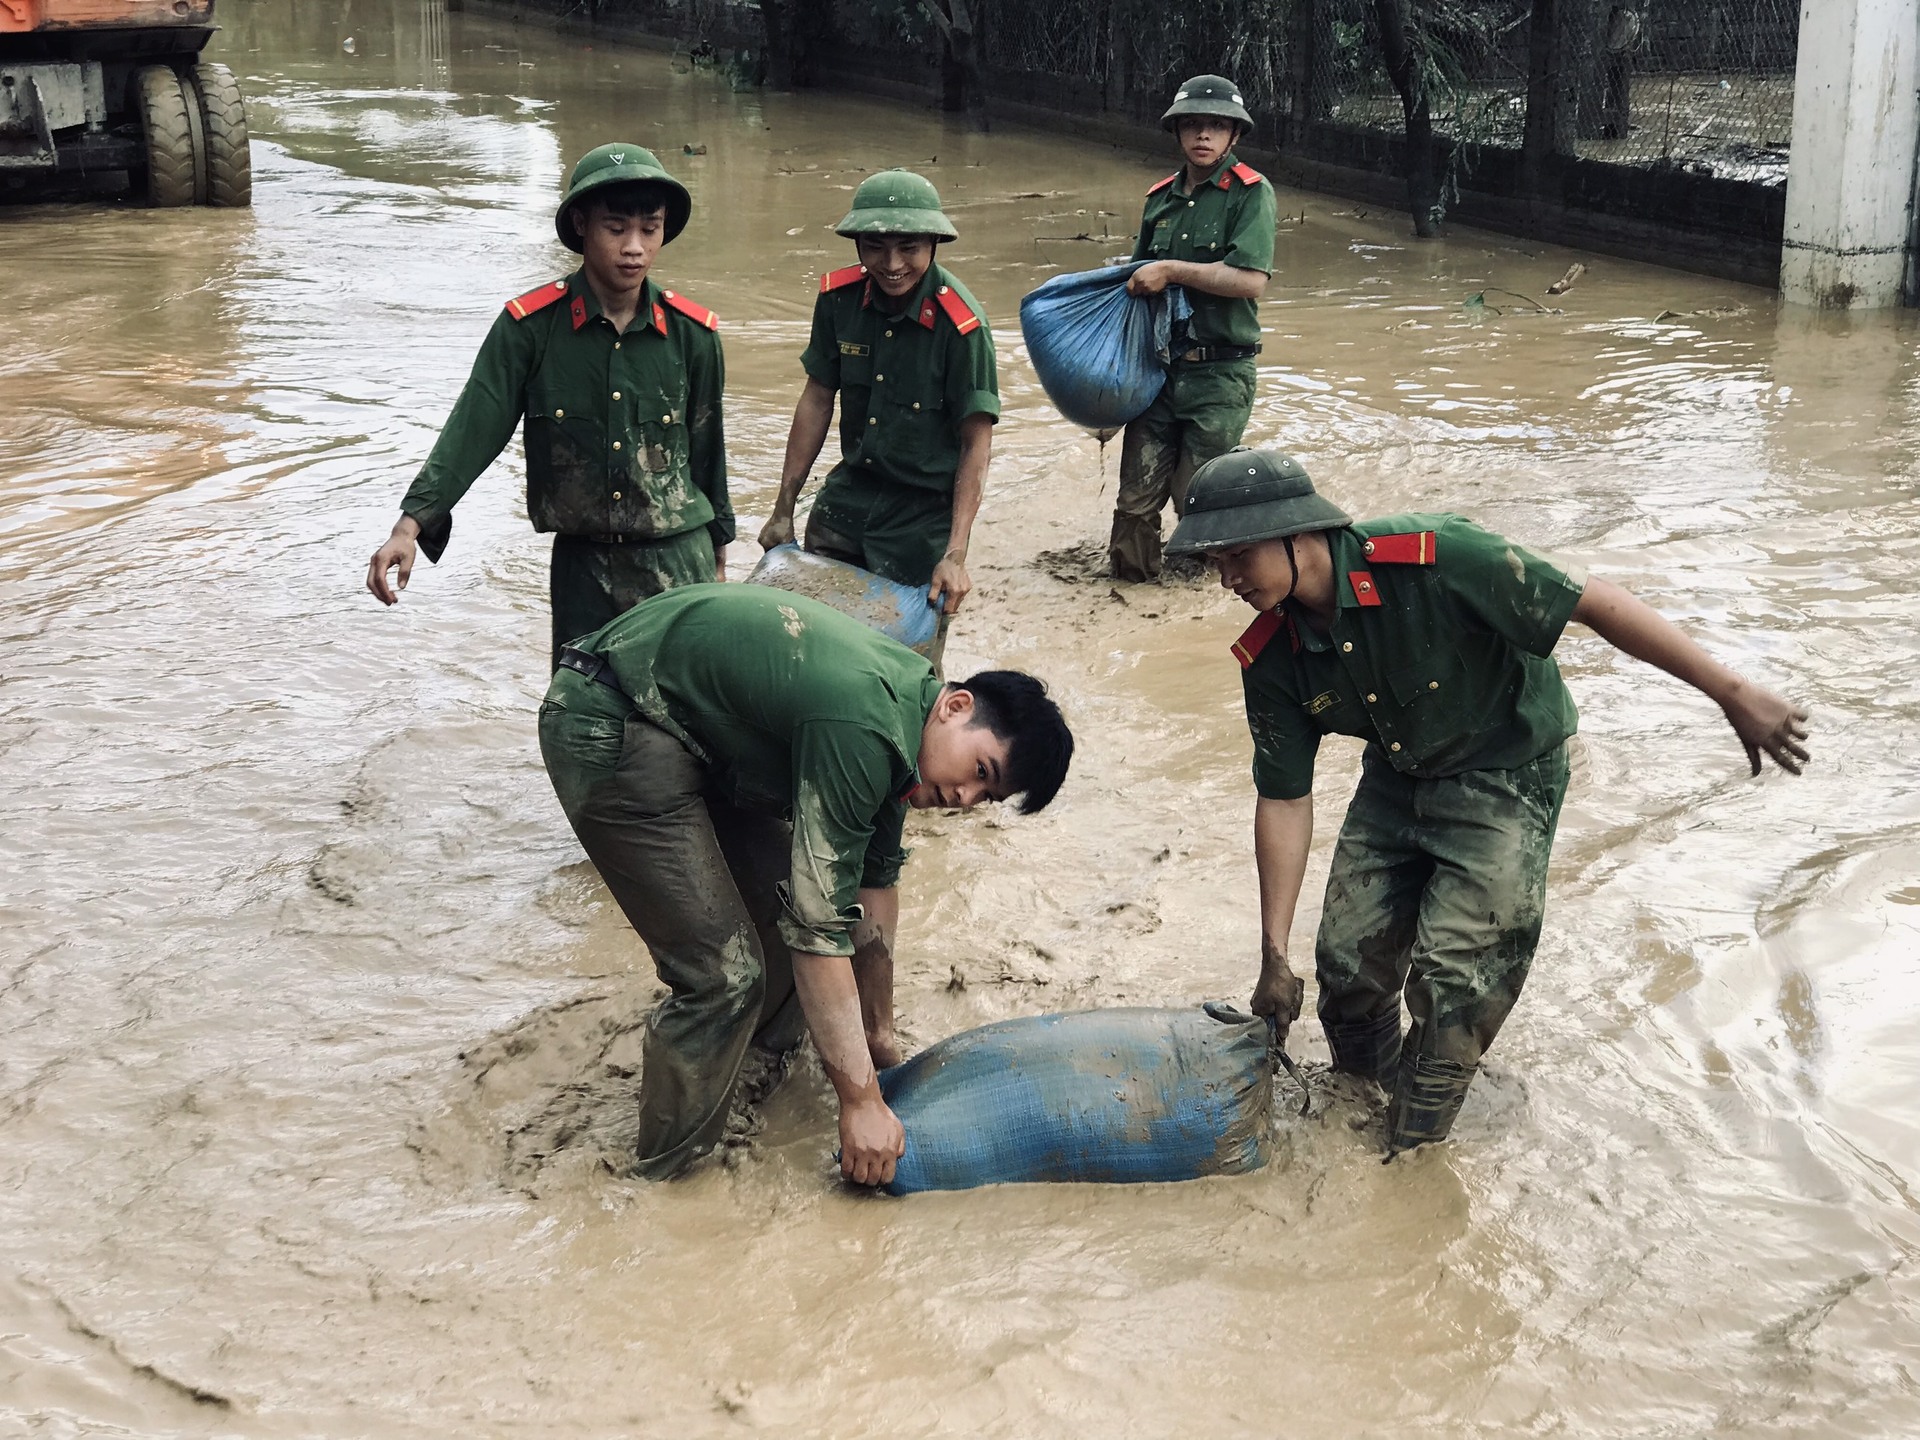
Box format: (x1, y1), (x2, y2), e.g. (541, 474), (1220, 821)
(0, 0), (248, 205)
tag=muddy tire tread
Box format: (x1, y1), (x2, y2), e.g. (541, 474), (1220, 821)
(135, 65), (196, 209)
(190, 60), (252, 209)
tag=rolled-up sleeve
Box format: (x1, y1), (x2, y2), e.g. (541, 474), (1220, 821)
(1222, 177), (1278, 275)
(778, 721), (899, 955)
(687, 327), (733, 548)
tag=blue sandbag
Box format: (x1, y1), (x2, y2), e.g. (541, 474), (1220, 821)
(746, 544), (940, 657)
(879, 1003), (1274, 1194)
(1018, 262), (1191, 433)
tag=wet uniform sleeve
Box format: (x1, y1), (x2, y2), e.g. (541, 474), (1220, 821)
(945, 315), (1000, 424)
(1436, 517), (1589, 658)
(400, 308), (536, 561)
(1244, 660), (1321, 801)
(1222, 176), (1278, 275)
(779, 720), (900, 956)
(687, 326), (732, 549)
(799, 291), (841, 390)
(860, 798), (908, 891)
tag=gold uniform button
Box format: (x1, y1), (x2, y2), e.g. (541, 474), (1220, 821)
(1366, 693), (1378, 703)
(554, 408), (565, 419)
(661, 413), (672, 423)
(912, 401), (921, 411)
(611, 390), (621, 401)
(613, 341), (621, 350)
(868, 416), (877, 425)
(876, 373), (885, 382)
(1341, 641), (1353, 653)
(885, 329), (894, 338)
(1429, 680), (1439, 690)
(612, 441), (622, 451)
(1363, 539), (1376, 556)
(1390, 742), (1403, 753)
(611, 490), (622, 500)
(553, 281), (566, 290)
(937, 285), (949, 295)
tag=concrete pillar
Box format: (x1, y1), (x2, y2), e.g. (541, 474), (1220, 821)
(1781, 0), (1920, 307)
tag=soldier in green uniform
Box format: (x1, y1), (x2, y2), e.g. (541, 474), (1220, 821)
(539, 583), (1073, 1184)
(1166, 449), (1810, 1154)
(366, 143), (731, 667)
(757, 170), (997, 632)
(1110, 74), (1279, 583)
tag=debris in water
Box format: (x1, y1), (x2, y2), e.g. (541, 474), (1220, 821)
(1546, 261), (1587, 295)
(682, 143), (707, 156)
(341, 35), (356, 53)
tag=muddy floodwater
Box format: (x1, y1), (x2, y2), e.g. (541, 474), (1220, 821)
(3, 4), (1918, 1436)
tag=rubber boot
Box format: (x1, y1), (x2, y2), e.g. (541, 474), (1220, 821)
(1385, 1053), (1477, 1156)
(1322, 1011), (1403, 1088)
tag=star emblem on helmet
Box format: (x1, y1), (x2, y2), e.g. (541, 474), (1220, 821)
(609, 151), (626, 164)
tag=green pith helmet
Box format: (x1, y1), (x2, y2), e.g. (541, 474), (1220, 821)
(1161, 73), (1254, 134)
(1165, 449), (1351, 556)
(555, 142), (693, 251)
(834, 169), (958, 240)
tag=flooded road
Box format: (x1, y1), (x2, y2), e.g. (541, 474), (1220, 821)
(3, 3), (1919, 1435)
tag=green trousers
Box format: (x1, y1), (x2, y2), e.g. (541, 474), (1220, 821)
(1109, 358), (1256, 582)
(538, 667), (805, 1179)
(548, 529), (715, 671)
(1315, 741), (1570, 1148)
(804, 466), (952, 589)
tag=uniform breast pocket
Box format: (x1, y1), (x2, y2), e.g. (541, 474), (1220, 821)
(523, 388), (607, 532)
(631, 384), (690, 480)
(1386, 652), (1465, 751)
(879, 349), (944, 425)
(1186, 209), (1227, 258)
(1147, 216), (1174, 257)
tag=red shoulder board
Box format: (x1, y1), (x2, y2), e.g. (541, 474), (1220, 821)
(1231, 611), (1284, 669)
(1147, 172), (1178, 195)
(1359, 531), (1437, 565)
(504, 279), (570, 321)
(660, 289), (719, 330)
(820, 265), (867, 293)
(933, 283), (982, 335)
(1228, 161), (1265, 188)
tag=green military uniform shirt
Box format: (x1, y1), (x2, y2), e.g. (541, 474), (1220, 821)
(401, 270), (731, 559)
(801, 260), (999, 495)
(1134, 152), (1278, 348)
(1241, 514), (1588, 800)
(578, 584), (940, 956)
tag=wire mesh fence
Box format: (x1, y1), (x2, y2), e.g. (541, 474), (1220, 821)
(527, 1), (1801, 192)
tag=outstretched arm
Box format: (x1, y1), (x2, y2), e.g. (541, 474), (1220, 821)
(759, 378), (836, 551)
(1251, 793), (1313, 1042)
(791, 951), (905, 1186)
(1571, 575), (1809, 775)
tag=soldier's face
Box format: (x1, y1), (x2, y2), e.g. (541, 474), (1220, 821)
(855, 235), (936, 299)
(1211, 538), (1296, 612)
(909, 688), (1015, 810)
(1176, 116), (1236, 169)
(578, 203), (668, 292)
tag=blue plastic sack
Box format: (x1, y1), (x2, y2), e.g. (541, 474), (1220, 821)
(879, 1003), (1274, 1194)
(1018, 262), (1191, 433)
(746, 544), (940, 657)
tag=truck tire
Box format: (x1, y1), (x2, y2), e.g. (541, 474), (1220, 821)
(134, 65), (199, 208)
(189, 61), (252, 208)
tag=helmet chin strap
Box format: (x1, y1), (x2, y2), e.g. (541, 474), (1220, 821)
(1276, 534), (1299, 609)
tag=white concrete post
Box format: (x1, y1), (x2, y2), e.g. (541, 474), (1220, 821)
(1781, 0), (1920, 308)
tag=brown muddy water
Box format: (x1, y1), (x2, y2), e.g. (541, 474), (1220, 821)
(3, 3), (1918, 1436)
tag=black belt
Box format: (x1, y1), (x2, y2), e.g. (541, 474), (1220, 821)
(1173, 343), (1261, 364)
(556, 646), (627, 694)
(573, 532), (646, 545)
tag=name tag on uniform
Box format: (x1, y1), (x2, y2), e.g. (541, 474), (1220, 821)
(839, 341), (870, 357)
(1307, 691), (1340, 715)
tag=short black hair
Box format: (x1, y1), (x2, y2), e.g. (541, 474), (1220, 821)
(568, 180), (675, 238)
(958, 670), (1073, 814)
